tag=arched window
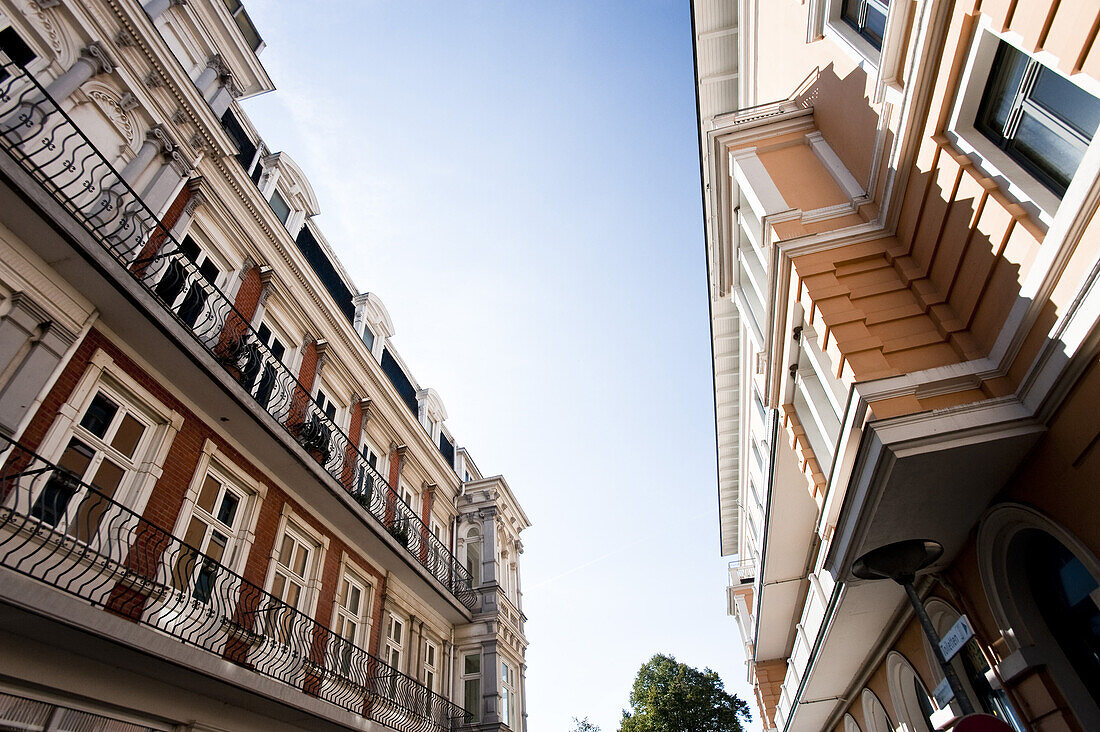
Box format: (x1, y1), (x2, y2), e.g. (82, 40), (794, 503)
(860, 689), (892, 732)
(921, 599), (1025, 730)
(886, 651), (935, 732)
(465, 527), (482, 588)
(978, 503), (1100, 729)
(843, 713), (861, 732)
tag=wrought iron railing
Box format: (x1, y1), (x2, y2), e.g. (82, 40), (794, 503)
(0, 434), (468, 731)
(0, 59), (476, 610)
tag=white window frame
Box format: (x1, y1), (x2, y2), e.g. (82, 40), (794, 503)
(807, 0), (909, 100)
(262, 504), (328, 623)
(23, 349), (182, 525)
(500, 659), (516, 729)
(329, 553), (375, 676)
(313, 382), (344, 430)
(460, 650), (481, 723)
(384, 611), (406, 673)
(423, 638), (440, 694)
(947, 18), (1100, 227)
(167, 439), (264, 589)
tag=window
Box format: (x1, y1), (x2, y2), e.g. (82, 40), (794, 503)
(269, 189), (291, 225)
(251, 321), (286, 407)
(332, 567), (371, 675)
(167, 236), (222, 328)
(0, 25), (36, 83)
(462, 653), (481, 723)
(219, 109), (258, 175)
(501, 661), (516, 728)
(423, 640), (439, 693)
(384, 613), (404, 671)
(31, 390), (151, 541)
(1025, 531), (1100, 706)
(265, 523), (314, 641)
(976, 41), (1100, 197)
(466, 527), (482, 588)
(314, 387), (338, 423)
(171, 468), (246, 603)
(222, 0), (263, 52)
(361, 325), (375, 353)
(355, 440), (382, 511)
(840, 0), (888, 51)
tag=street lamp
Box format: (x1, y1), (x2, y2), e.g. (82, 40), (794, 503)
(852, 539), (976, 717)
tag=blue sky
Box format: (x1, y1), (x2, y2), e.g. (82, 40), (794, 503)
(239, 1), (754, 729)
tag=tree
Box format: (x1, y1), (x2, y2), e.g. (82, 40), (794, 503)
(618, 654), (752, 732)
(570, 717), (601, 732)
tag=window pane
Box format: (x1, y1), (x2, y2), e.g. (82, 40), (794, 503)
(80, 394), (118, 438)
(199, 259), (220, 284)
(57, 438), (95, 477)
(293, 544), (309, 576)
(206, 530), (228, 563)
(977, 42), (1029, 140)
(110, 414), (145, 458)
(217, 491), (239, 526)
(279, 535), (294, 565)
(0, 27), (37, 68)
(1031, 66), (1100, 138)
(464, 679), (480, 721)
(197, 475), (221, 513)
(269, 190), (291, 224)
(841, 0), (860, 26)
(464, 654), (480, 675)
(862, 3), (887, 47)
(90, 459), (125, 497)
(1012, 110), (1083, 192)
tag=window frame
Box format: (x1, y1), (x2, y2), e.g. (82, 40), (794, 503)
(384, 611), (405, 672)
(947, 19), (1100, 225)
(165, 440), (264, 600)
(261, 505), (328, 634)
(461, 651), (481, 723)
(21, 350), (182, 530)
(500, 659), (516, 728)
(328, 553), (375, 676)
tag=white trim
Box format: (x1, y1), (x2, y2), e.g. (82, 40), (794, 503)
(30, 348), (182, 520)
(886, 650), (936, 732)
(264, 503), (328, 621)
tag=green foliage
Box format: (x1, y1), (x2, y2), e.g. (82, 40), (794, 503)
(570, 717), (601, 732)
(618, 654), (752, 732)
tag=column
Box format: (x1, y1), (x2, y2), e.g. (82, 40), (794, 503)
(480, 638), (501, 725)
(479, 508), (498, 586)
(195, 54), (227, 97)
(143, 0), (186, 21)
(0, 293), (77, 436)
(45, 43), (114, 102)
(121, 125), (174, 184)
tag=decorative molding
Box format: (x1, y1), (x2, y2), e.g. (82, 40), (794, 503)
(23, 0), (68, 63)
(142, 70), (163, 89)
(84, 83), (138, 147)
(114, 28), (136, 48)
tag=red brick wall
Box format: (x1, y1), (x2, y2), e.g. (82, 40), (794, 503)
(129, 184), (191, 277)
(215, 263), (263, 360)
(342, 399), (363, 491)
(15, 328), (388, 666)
(287, 339), (319, 431)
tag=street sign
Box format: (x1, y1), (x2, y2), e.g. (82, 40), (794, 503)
(933, 676), (955, 707)
(939, 614), (974, 662)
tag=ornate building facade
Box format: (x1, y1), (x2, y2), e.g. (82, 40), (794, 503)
(0, 1), (528, 730)
(695, 0), (1100, 729)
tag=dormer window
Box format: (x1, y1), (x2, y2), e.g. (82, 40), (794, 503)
(361, 324), (375, 353)
(269, 189), (291, 225)
(221, 0), (264, 54)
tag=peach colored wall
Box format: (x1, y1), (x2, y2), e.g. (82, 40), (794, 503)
(754, 0), (883, 191)
(759, 144), (851, 211)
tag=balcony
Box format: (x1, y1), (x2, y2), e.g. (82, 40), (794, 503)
(0, 434), (469, 731)
(0, 60), (476, 612)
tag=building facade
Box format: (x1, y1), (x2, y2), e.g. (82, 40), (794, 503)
(695, 0), (1100, 730)
(0, 1), (528, 731)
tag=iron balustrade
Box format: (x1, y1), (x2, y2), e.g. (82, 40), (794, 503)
(0, 59), (476, 611)
(0, 434), (470, 731)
